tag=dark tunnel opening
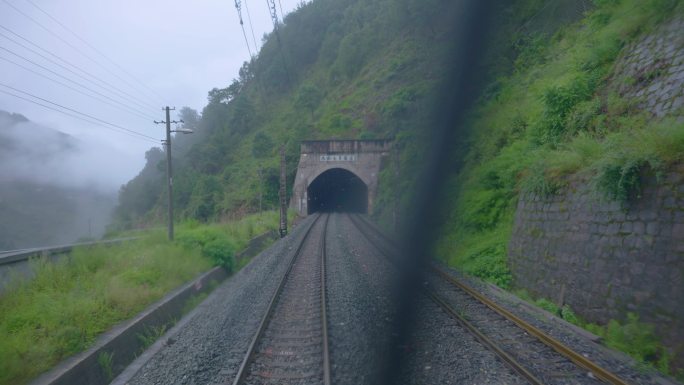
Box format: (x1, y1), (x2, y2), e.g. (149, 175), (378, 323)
(307, 168), (368, 214)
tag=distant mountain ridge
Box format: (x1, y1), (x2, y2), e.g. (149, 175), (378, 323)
(0, 110), (115, 250)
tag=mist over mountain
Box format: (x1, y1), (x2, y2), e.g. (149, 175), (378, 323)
(0, 110), (117, 250)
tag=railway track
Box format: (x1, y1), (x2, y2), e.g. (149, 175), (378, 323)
(347, 213), (632, 385)
(231, 212), (331, 385)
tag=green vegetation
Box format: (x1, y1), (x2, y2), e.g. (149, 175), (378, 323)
(136, 324), (169, 354)
(0, 211), (279, 385)
(97, 351), (114, 382)
(101, 0), (684, 380)
(433, 2), (683, 376)
(436, 0), (684, 288)
(514, 290), (678, 377)
(110, 0), (469, 230)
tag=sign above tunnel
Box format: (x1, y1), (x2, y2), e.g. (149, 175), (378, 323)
(319, 154), (357, 162)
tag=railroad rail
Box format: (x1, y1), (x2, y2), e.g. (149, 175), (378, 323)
(231, 213), (332, 385)
(347, 214), (631, 385)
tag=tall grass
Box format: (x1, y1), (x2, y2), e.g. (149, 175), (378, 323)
(0, 211), (280, 385)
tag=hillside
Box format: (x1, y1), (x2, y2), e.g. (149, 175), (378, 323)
(111, 0), (540, 229)
(436, 0), (684, 286)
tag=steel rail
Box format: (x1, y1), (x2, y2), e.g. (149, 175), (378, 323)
(346, 214), (542, 384)
(431, 267), (631, 385)
(320, 214), (332, 385)
(230, 212), (330, 385)
(351, 214), (632, 385)
(426, 290), (543, 384)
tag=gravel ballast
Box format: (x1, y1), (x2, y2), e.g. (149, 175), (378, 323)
(117, 213), (680, 385)
(121, 216), (318, 385)
(339, 214), (526, 385)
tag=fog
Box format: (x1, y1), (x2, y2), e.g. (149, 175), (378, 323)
(0, 110), (122, 249)
(0, 0), (303, 248)
(0, 110), (147, 193)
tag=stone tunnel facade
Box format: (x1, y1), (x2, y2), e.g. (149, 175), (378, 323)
(291, 139), (391, 216)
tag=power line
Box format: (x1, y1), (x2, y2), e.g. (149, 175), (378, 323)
(0, 83), (159, 141)
(0, 46), (157, 120)
(2, 0), (165, 105)
(0, 28), (159, 111)
(23, 0), (167, 103)
(276, 0), (285, 21)
(0, 54), (155, 122)
(265, 0), (292, 85)
(0, 84), (160, 143)
(243, 0), (260, 54)
(234, 0), (254, 57)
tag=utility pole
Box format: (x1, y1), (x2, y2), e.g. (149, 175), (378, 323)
(257, 167), (263, 212)
(279, 145), (288, 238)
(154, 106), (190, 241)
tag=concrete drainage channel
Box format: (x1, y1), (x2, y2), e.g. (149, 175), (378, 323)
(28, 230), (279, 385)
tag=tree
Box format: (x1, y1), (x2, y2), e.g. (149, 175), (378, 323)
(238, 61), (255, 83)
(295, 83), (322, 118)
(207, 79), (243, 105)
(252, 132), (274, 158)
(229, 95), (256, 133)
(178, 107), (199, 130)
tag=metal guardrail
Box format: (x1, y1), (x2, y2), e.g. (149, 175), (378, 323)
(0, 237), (139, 266)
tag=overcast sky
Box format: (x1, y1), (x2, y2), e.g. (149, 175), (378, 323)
(0, 0), (302, 190)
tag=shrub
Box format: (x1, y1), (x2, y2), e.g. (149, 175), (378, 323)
(560, 305), (580, 324)
(534, 298), (560, 315)
(175, 227), (224, 250)
(604, 313), (661, 364)
(595, 158), (650, 205)
(461, 243), (512, 288)
(201, 237), (236, 271)
(513, 33), (548, 72)
(538, 72), (601, 144)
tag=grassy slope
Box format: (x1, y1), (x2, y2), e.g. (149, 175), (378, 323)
(436, 0), (684, 286)
(0, 212), (280, 385)
(434, 0), (684, 376)
(111, 0), (460, 229)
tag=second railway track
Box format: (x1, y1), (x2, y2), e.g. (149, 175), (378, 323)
(347, 213), (632, 385)
(231, 213), (331, 385)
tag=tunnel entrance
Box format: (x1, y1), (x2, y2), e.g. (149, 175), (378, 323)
(307, 168), (368, 214)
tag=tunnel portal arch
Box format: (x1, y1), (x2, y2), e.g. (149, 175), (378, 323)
(291, 139), (391, 216)
(306, 168), (368, 214)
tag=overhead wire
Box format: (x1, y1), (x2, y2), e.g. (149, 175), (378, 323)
(243, 0), (260, 54)
(0, 28), (159, 111)
(276, 0), (285, 22)
(2, 0), (165, 105)
(0, 47), (157, 121)
(265, 0), (292, 85)
(234, 0), (254, 57)
(22, 0), (167, 104)
(0, 84), (160, 143)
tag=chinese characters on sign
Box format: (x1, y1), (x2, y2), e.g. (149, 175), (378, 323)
(319, 154), (357, 162)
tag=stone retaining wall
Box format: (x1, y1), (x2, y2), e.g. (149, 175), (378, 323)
(508, 165), (684, 368)
(613, 16), (684, 118)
